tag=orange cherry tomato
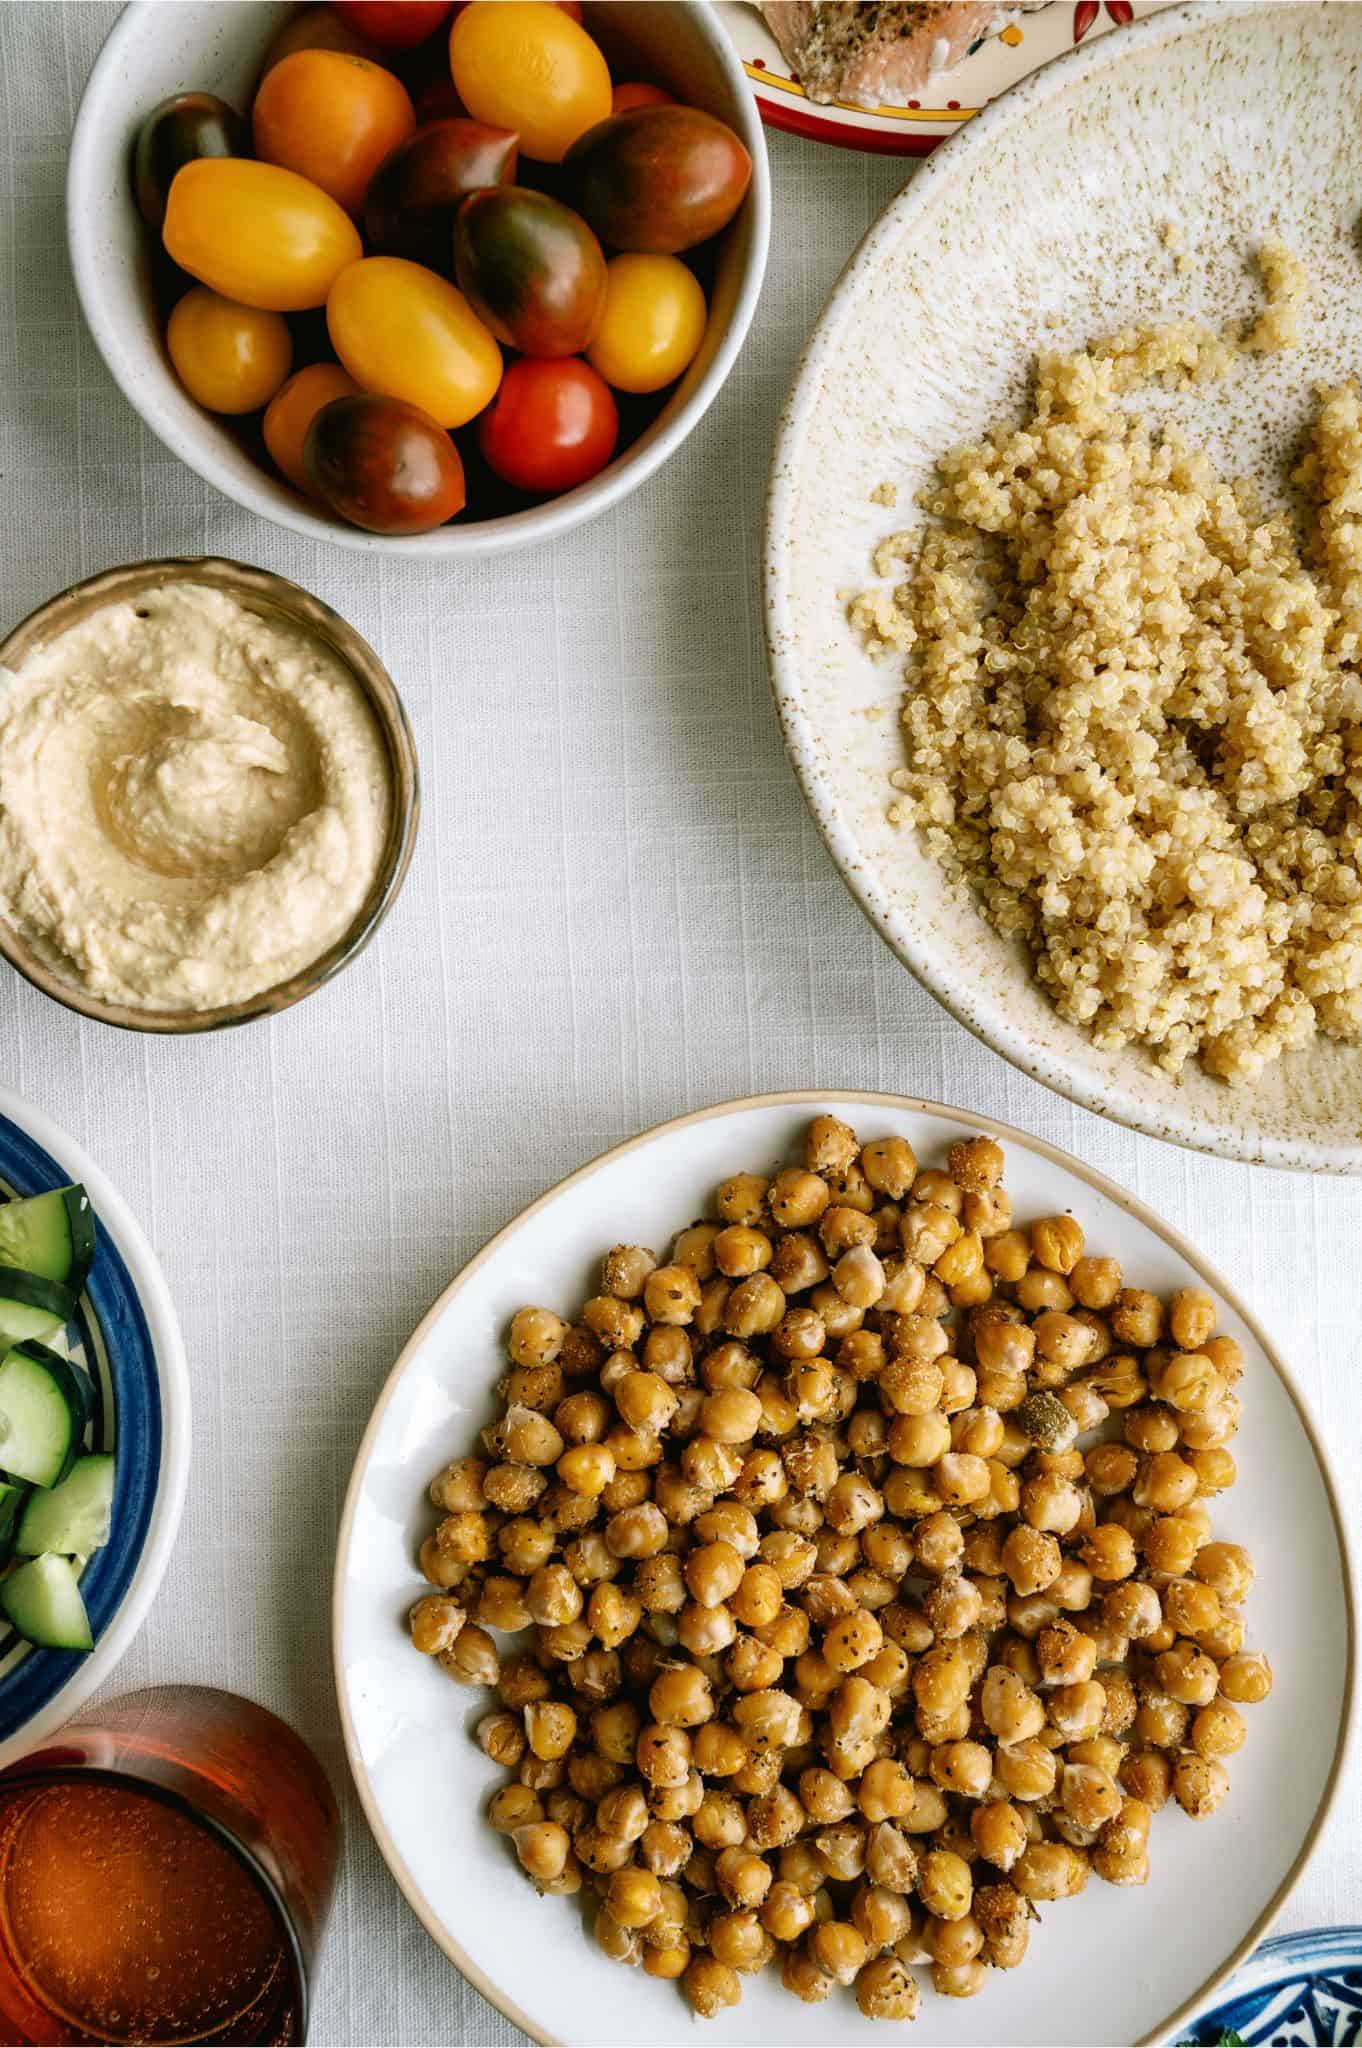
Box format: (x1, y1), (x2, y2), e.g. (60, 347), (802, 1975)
(449, 2), (611, 162)
(163, 159), (363, 310)
(166, 287), (293, 414)
(253, 51), (416, 215)
(611, 83), (672, 116)
(327, 255), (501, 426)
(260, 5), (378, 77)
(478, 356), (617, 494)
(263, 362), (360, 491)
(333, 1), (454, 47)
(587, 252), (706, 394)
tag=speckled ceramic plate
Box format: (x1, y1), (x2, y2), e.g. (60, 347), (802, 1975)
(333, 1093), (1352, 2047)
(0, 1085), (189, 1764)
(766, 1), (1362, 1171)
(710, 0), (1168, 154)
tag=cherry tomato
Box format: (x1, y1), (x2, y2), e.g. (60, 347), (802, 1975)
(260, 5), (378, 77)
(327, 255), (501, 426)
(413, 76), (466, 122)
(454, 187), (605, 357)
(165, 287), (293, 414)
(163, 159), (363, 311)
(133, 93), (247, 230)
(586, 253), (705, 394)
(565, 105), (752, 253)
(333, 1), (454, 48)
(364, 118), (517, 261)
(253, 51), (416, 215)
(450, 2), (611, 163)
(264, 362), (360, 491)
(306, 393), (465, 531)
(611, 82), (672, 116)
(478, 356), (617, 494)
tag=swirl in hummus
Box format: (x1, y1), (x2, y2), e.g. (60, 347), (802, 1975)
(0, 582), (393, 1011)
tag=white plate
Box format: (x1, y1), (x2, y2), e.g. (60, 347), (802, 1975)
(766, 2), (1362, 1171)
(710, 0), (1169, 155)
(333, 1092), (1352, 2047)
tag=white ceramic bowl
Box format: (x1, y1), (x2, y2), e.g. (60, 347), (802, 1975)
(0, 1083), (190, 1767)
(766, 1), (1362, 1172)
(68, 1), (769, 557)
(334, 1092), (1352, 2047)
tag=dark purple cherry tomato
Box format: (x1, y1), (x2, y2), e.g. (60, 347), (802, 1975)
(304, 393), (465, 532)
(454, 186), (605, 357)
(412, 76), (466, 124)
(132, 92), (247, 229)
(478, 356), (617, 495)
(363, 117), (518, 261)
(564, 105), (752, 255)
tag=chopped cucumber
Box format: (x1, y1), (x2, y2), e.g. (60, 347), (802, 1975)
(16, 1455), (112, 1557)
(0, 1479), (26, 1555)
(0, 1269), (75, 1349)
(0, 1553), (92, 1651)
(0, 1343), (91, 1488)
(0, 1187), (94, 1291)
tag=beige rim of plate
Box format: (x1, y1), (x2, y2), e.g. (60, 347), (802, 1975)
(331, 1089), (1356, 2047)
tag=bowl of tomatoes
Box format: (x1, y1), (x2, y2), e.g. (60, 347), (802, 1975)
(68, 1), (769, 553)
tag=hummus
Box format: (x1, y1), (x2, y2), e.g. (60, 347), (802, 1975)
(0, 582), (394, 1011)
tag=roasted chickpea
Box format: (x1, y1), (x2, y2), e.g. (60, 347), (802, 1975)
(682, 1954), (741, 2016)
(1174, 1752), (1230, 1819)
(409, 1593), (465, 1655)
(1028, 1214), (1084, 1274)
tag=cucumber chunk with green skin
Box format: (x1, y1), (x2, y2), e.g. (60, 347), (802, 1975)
(0, 1554), (92, 1651)
(0, 1344), (90, 1488)
(0, 1187), (94, 1291)
(16, 1456), (113, 1557)
(0, 1270), (75, 1349)
(0, 1479), (27, 1554)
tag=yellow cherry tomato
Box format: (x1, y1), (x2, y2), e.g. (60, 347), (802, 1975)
(263, 362), (360, 492)
(327, 255), (501, 427)
(449, 1), (611, 163)
(163, 158), (362, 311)
(587, 253), (706, 395)
(165, 287), (293, 414)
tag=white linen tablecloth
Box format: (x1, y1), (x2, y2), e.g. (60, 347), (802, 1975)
(1, 7), (1359, 2042)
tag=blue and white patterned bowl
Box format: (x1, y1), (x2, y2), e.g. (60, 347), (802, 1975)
(1182, 1929), (1362, 2045)
(0, 1085), (189, 1763)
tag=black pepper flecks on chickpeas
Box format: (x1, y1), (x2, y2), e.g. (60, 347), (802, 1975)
(405, 1121), (1266, 2020)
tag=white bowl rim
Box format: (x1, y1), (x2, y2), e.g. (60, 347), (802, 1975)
(67, 0), (771, 559)
(331, 1085), (1356, 2048)
(761, 0), (1361, 1175)
(0, 1081), (191, 1767)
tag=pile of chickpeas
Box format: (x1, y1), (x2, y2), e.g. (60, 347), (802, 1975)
(409, 1118), (1271, 2020)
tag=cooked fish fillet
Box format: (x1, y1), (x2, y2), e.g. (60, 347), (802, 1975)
(760, 1), (1043, 108)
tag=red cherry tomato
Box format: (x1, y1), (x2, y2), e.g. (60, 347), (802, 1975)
(413, 76), (465, 122)
(333, 1), (454, 48)
(478, 356), (617, 494)
(611, 82), (672, 116)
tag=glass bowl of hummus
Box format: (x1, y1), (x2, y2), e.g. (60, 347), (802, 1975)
(0, 559), (418, 1032)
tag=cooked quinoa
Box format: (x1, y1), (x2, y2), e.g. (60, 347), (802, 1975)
(852, 244), (1362, 1084)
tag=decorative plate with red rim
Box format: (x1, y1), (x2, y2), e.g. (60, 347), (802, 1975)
(710, 0), (1171, 154)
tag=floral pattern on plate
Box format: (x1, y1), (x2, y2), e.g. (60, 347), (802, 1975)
(1183, 1928), (1362, 2045)
(710, 0), (1170, 154)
